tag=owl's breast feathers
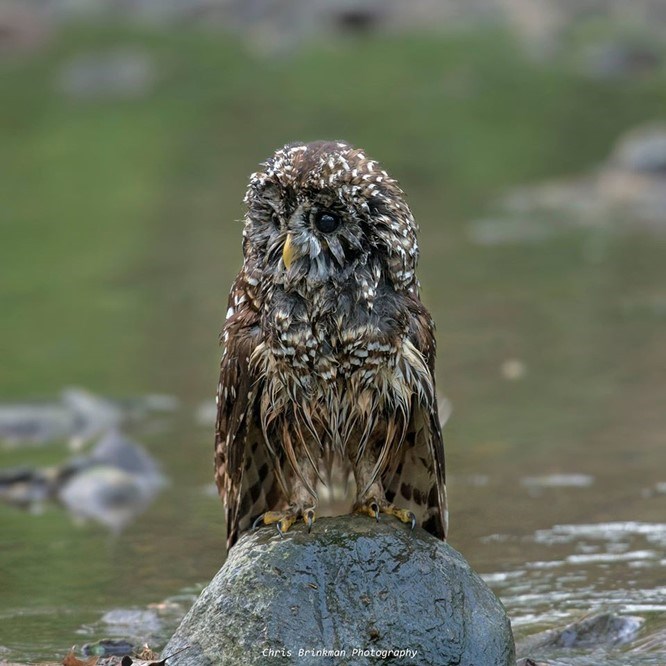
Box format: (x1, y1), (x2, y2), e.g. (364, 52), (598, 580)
(240, 273), (436, 460)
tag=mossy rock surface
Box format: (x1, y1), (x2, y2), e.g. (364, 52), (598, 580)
(162, 515), (515, 665)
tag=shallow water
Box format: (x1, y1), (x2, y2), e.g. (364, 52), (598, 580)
(2, 457), (666, 665)
(2, 230), (665, 665)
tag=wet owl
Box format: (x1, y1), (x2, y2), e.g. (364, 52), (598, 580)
(215, 140), (448, 550)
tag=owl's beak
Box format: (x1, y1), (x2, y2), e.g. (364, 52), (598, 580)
(282, 234), (295, 269)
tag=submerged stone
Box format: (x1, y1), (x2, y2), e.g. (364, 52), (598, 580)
(517, 612), (645, 656)
(162, 514), (515, 665)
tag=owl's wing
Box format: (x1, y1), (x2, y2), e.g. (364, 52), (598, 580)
(215, 276), (283, 551)
(383, 295), (448, 540)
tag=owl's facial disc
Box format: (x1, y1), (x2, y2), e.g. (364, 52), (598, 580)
(280, 201), (352, 280)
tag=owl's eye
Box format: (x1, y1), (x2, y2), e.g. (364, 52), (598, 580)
(313, 211), (341, 234)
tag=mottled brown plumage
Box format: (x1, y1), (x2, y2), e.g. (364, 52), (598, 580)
(215, 141), (447, 550)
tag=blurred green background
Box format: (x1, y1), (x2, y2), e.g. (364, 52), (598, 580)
(2, 2), (666, 661)
(3, 10), (666, 404)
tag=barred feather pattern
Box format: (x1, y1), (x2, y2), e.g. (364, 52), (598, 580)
(215, 141), (448, 550)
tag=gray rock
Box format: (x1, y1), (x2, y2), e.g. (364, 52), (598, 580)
(611, 124), (666, 174)
(56, 48), (157, 100)
(162, 515), (515, 666)
(0, 388), (119, 448)
(470, 123), (666, 241)
(89, 429), (163, 478)
(62, 387), (123, 446)
(0, 413), (166, 528)
(101, 608), (163, 639)
(0, 465), (53, 508)
(57, 430), (166, 532)
(516, 612), (645, 656)
(56, 430), (166, 531)
(554, 613), (643, 647)
(0, 402), (77, 445)
(0, 388), (179, 448)
(581, 41), (661, 80)
(116, 393), (180, 420)
(82, 638), (135, 658)
(57, 465), (162, 532)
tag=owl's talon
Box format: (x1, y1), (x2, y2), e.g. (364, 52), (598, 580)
(253, 511), (285, 528)
(384, 504), (418, 529)
(277, 514), (297, 537)
(353, 498), (380, 522)
(354, 500), (418, 530)
(253, 510), (298, 537)
(304, 509), (316, 533)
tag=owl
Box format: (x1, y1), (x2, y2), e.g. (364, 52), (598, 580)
(215, 141), (448, 550)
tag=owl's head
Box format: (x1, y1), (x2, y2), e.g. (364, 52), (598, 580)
(242, 141), (419, 295)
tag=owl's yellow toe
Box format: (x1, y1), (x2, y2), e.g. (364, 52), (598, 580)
(383, 504), (417, 530)
(277, 514), (297, 536)
(252, 508), (311, 537)
(353, 499), (380, 522)
(353, 499), (416, 530)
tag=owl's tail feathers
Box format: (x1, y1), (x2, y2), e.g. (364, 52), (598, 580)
(225, 429), (286, 551)
(382, 429), (448, 541)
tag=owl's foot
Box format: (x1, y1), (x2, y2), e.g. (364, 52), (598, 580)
(354, 499), (381, 522)
(382, 503), (417, 530)
(252, 506), (317, 537)
(304, 507), (316, 533)
(252, 510), (297, 536)
(353, 498), (417, 530)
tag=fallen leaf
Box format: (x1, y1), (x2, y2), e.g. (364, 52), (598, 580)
(133, 647), (159, 661)
(62, 650), (97, 666)
(115, 645), (189, 666)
